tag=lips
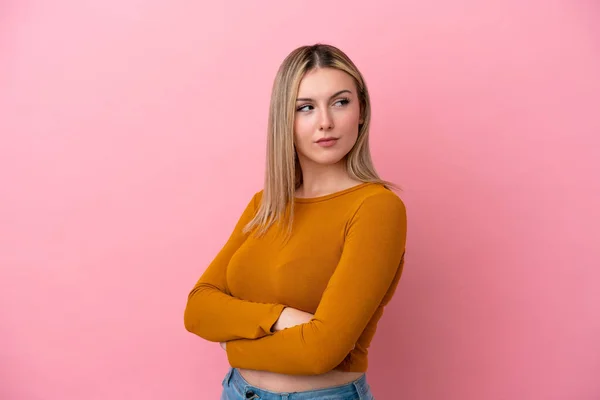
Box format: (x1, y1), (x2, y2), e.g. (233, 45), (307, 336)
(316, 137), (338, 143)
(316, 137), (339, 148)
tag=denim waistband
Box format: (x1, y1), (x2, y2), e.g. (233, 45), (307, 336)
(223, 367), (372, 399)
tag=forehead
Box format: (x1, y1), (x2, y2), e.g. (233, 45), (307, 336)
(297, 68), (356, 97)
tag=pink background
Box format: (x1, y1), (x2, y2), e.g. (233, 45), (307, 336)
(1, 1), (599, 399)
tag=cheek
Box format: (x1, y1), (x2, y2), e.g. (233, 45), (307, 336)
(294, 117), (313, 141)
(336, 103), (361, 129)
(337, 112), (361, 134)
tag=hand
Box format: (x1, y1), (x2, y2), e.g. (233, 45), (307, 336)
(272, 307), (314, 332)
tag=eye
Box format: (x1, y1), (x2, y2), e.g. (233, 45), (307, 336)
(296, 104), (313, 112)
(333, 98), (350, 107)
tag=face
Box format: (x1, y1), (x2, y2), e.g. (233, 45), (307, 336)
(293, 68), (363, 168)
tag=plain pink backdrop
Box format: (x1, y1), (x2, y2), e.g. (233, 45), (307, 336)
(1, 1), (599, 399)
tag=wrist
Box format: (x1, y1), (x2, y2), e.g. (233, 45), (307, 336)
(272, 307), (288, 332)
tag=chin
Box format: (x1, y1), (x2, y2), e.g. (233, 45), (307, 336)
(306, 152), (348, 166)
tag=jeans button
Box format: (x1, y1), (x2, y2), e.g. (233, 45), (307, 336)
(245, 391), (256, 399)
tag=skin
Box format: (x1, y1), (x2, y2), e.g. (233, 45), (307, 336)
(293, 67), (365, 198)
(220, 67), (366, 392)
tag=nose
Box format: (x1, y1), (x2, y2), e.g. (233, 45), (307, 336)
(319, 109), (334, 131)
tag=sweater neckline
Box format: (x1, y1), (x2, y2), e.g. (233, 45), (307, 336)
(294, 182), (374, 203)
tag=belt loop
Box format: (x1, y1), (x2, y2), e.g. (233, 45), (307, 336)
(226, 367), (234, 385)
(353, 381), (362, 399)
(353, 376), (368, 399)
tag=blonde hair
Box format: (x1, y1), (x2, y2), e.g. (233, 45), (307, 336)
(245, 43), (398, 237)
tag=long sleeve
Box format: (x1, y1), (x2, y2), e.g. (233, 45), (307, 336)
(184, 191), (286, 342)
(225, 191), (407, 375)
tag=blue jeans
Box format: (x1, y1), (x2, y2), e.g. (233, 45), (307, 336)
(220, 367), (375, 400)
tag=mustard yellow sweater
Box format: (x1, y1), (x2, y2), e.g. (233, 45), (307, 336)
(184, 182), (407, 375)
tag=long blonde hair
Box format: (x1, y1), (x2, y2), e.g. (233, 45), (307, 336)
(245, 43), (397, 237)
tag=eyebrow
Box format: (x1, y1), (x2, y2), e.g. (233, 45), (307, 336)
(296, 89), (352, 102)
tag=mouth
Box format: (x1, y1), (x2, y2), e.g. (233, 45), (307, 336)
(316, 137), (338, 143)
(315, 137), (339, 148)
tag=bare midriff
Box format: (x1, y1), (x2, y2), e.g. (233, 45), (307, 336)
(238, 368), (364, 393)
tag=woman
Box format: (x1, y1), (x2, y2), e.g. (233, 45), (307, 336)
(184, 43), (407, 400)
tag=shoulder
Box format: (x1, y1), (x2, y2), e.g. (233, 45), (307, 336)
(348, 184), (406, 227)
(356, 184), (405, 213)
(243, 189), (264, 210)
(252, 189), (264, 204)
(235, 189), (264, 218)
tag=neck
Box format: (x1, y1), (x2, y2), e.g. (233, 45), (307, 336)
(296, 158), (359, 198)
